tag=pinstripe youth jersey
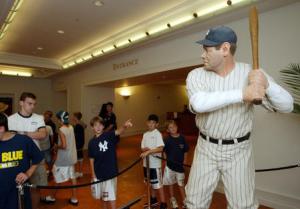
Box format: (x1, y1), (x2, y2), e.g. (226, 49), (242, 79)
(186, 62), (253, 139)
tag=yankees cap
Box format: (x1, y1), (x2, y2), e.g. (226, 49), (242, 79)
(196, 26), (237, 46)
(56, 110), (69, 124)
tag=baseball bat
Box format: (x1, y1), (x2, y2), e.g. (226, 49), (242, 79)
(249, 6), (262, 105)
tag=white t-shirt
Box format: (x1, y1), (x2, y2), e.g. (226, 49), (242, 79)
(8, 112), (45, 149)
(141, 129), (164, 168)
(39, 125), (53, 151)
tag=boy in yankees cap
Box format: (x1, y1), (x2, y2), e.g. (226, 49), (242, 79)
(185, 25), (293, 209)
(88, 116), (132, 209)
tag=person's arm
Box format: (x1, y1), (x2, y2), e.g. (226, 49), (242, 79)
(57, 130), (66, 149)
(89, 158), (96, 179)
(115, 119), (133, 136)
(25, 127), (47, 140)
(264, 79), (294, 113)
(140, 146), (164, 158)
(15, 164), (38, 184)
(186, 71), (244, 113)
(183, 153), (188, 165)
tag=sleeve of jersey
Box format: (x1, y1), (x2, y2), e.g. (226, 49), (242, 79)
(156, 132), (164, 147)
(189, 90), (243, 113)
(88, 141), (94, 158)
(264, 78), (294, 113)
(28, 138), (43, 165)
(141, 134), (145, 149)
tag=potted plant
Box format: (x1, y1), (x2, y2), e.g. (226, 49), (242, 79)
(280, 63), (300, 113)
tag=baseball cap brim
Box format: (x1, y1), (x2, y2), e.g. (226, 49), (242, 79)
(196, 39), (220, 46)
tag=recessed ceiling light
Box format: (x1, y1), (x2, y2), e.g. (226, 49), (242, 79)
(37, 47), (43, 50)
(57, 30), (65, 34)
(94, 0), (103, 7)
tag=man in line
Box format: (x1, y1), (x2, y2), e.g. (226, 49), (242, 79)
(8, 92), (55, 209)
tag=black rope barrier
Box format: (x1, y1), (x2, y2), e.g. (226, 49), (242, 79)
(155, 156), (300, 172)
(24, 157), (142, 190)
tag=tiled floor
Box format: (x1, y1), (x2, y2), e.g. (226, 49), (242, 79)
(39, 134), (272, 209)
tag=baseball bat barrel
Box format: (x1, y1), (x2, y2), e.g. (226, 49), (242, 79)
(249, 6), (262, 105)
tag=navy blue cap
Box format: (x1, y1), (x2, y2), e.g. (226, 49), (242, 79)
(56, 110), (69, 124)
(196, 26), (237, 46)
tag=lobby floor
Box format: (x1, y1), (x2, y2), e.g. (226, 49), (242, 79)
(40, 134), (272, 209)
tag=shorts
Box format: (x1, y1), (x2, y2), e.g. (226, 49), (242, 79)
(77, 149), (84, 161)
(52, 165), (76, 183)
(91, 178), (117, 201)
(143, 167), (163, 189)
(42, 149), (52, 165)
(30, 162), (48, 186)
(0, 186), (31, 209)
(163, 166), (185, 187)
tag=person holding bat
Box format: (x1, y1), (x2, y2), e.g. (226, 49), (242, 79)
(185, 25), (293, 209)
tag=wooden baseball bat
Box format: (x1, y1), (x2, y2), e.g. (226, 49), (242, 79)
(249, 6), (262, 105)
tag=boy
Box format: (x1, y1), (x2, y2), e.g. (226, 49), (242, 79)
(88, 116), (132, 209)
(52, 110), (79, 205)
(140, 114), (167, 209)
(163, 120), (189, 209)
(0, 113), (43, 209)
(71, 112), (85, 178)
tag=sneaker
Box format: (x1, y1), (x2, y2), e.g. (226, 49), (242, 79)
(143, 197), (159, 208)
(69, 198), (79, 206)
(40, 196), (56, 204)
(160, 202), (167, 209)
(170, 197), (178, 209)
(75, 172), (83, 178)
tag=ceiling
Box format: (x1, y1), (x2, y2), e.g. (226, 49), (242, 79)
(0, 0), (297, 78)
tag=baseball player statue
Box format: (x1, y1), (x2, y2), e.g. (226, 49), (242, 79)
(185, 26), (294, 209)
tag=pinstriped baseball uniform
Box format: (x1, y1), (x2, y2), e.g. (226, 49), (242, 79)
(185, 62), (293, 209)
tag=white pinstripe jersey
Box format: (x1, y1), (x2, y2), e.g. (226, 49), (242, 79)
(186, 62), (253, 139)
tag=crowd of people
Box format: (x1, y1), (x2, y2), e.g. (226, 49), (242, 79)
(0, 25), (294, 209)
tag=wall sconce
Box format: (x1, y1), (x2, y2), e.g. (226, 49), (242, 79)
(119, 88), (131, 99)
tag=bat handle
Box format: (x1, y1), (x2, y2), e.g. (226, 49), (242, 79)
(253, 98), (262, 105)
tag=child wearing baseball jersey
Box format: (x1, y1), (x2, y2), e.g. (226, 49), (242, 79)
(163, 120), (189, 209)
(88, 116), (132, 209)
(140, 114), (167, 209)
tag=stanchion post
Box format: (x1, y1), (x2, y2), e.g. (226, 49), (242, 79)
(17, 184), (24, 209)
(146, 156), (151, 209)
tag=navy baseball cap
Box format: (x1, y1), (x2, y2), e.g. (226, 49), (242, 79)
(196, 26), (237, 46)
(56, 110), (69, 124)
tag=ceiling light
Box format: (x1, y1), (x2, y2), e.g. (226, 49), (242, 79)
(75, 58), (83, 64)
(116, 39), (130, 48)
(169, 15), (194, 27)
(92, 49), (103, 57)
(57, 30), (65, 34)
(102, 45), (115, 53)
(148, 25), (169, 35)
(94, 0), (103, 7)
(1, 70), (31, 77)
(130, 33), (147, 42)
(83, 54), (92, 60)
(37, 47), (43, 50)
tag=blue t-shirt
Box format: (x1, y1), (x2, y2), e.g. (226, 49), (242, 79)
(164, 135), (189, 173)
(0, 134), (43, 209)
(88, 131), (119, 180)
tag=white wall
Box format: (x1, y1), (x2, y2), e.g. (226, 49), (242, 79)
(51, 2), (300, 207)
(0, 75), (53, 115)
(114, 84), (188, 136)
(81, 85), (114, 148)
